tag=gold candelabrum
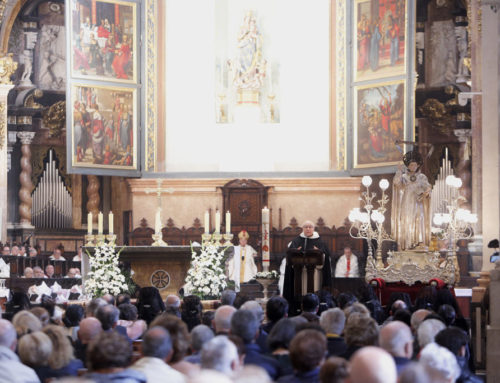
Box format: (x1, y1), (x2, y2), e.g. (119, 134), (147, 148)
(348, 176), (394, 269)
(202, 231), (234, 247)
(433, 175), (477, 277)
(85, 233), (117, 247)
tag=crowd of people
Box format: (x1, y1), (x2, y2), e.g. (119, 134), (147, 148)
(1, 243), (83, 262)
(0, 281), (483, 383)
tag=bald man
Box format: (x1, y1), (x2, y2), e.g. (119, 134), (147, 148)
(75, 317), (103, 364)
(379, 321), (413, 374)
(213, 305), (236, 335)
(349, 346), (397, 383)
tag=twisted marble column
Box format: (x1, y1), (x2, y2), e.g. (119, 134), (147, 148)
(17, 131), (35, 227)
(86, 175), (100, 223)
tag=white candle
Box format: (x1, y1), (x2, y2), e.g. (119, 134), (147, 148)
(226, 211), (231, 234)
(155, 209), (161, 234)
(109, 211), (114, 234)
(87, 212), (93, 234)
(262, 206), (270, 224)
(98, 212), (103, 234)
(204, 211), (210, 234)
(215, 210), (221, 234)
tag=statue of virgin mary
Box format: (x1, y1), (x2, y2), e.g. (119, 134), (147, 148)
(391, 150), (432, 250)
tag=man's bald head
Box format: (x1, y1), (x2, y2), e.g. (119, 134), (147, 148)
(349, 346), (397, 383)
(410, 309), (430, 332)
(0, 319), (17, 350)
(214, 305), (236, 334)
(379, 321), (413, 359)
(78, 317), (102, 344)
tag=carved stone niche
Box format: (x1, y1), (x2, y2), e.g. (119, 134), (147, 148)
(221, 179), (270, 250)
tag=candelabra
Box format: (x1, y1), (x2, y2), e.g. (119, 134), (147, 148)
(202, 232), (234, 247)
(433, 175), (477, 275)
(348, 176), (394, 269)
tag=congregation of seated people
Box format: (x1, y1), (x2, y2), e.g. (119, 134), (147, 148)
(0, 282), (483, 383)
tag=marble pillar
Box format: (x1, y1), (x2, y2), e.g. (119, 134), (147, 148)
(0, 84), (15, 243)
(17, 131), (35, 228)
(481, 5), (500, 272)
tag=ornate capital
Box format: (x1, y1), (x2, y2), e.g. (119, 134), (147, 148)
(17, 131), (35, 145)
(0, 54), (18, 85)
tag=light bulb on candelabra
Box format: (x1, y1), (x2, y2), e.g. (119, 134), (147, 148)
(446, 175), (455, 186)
(468, 213), (478, 224)
(362, 176), (373, 187)
(379, 179), (389, 191)
(442, 213), (452, 224)
(456, 208), (468, 221)
(433, 213), (443, 226)
(371, 210), (385, 223)
(349, 208), (360, 222)
(454, 177), (463, 188)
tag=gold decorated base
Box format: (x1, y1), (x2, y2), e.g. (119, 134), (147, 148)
(365, 250), (458, 286)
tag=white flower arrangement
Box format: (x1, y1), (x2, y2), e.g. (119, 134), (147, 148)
(85, 244), (128, 298)
(255, 270), (279, 279)
(184, 240), (229, 299)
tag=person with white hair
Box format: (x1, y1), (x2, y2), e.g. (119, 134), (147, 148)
(213, 305), (236, 335)
(417, 318), (445, 349)
(0, 319), (40, 383)
(379, 321), (413, 374)
(320, 308), (347, 357)
(410, 309), (430, 333)
(349, 346), (397, 383)
(240, 300), (268, 353)
(283, 220), (332, 315)
(201, 336), (240, 376)
(185, 325), (214, 364)
(165, 294), (181, 317)
(419, 342), (460, 383)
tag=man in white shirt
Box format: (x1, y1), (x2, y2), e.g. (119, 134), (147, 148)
(228, 230), (258, 292)
(132, 326), (185, 383)
(49, 247), (66, 261)
(0, 319), (40, 383)
(335, 246), (359, 278)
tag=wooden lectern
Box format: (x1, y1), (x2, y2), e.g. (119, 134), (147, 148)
(286, 248), (324, 297)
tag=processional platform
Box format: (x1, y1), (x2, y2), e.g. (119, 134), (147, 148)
(365, 249), (459, 286)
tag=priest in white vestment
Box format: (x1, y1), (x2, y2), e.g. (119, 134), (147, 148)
(334, 246), (360, 278)
(228, 230), (258, 292)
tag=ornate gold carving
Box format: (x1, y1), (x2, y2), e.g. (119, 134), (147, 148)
(43, 101), (66, 138)
(86, 175), (100, 222)
(0, 54), (18, 85)
(17, 131), (36, 226)
(336, 0), (346, 170)
(17, 116), (32, 125)
(365, 250), (457, 285)
(0, 1), (7, 21)
(145, 0), (157, 172)
(0, 102), (5, 151)
(24, 89), (43, 109)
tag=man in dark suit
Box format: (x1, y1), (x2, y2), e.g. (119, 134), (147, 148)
(96, 304), (131, 342)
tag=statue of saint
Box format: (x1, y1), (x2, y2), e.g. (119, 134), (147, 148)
(228, 230), (258, 291)
(391, 150), (432, 250)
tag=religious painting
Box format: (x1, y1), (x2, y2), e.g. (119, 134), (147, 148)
(214, 6), (280, 124)
(69, 84), (137, 171)
(354, 0), (406, 82)
(353, 80), (405, 168)
(69, 0), (137, 83)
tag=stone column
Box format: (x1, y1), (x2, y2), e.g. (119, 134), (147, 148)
(481, 5), (500, 272)
(86, 175), (100, 223)
(17, 131), (35, 228)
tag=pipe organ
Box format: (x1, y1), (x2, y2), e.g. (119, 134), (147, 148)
(31, 149), (72, 228)
(431, 148), (459, 217)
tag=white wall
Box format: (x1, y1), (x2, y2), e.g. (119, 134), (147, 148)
(164, 0), (331, 172)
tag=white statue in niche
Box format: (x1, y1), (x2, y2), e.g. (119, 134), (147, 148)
(455, 26), (469, 82)
(444, 50), (456, 83)
(37, 25), (66, 90)
(19, 50), (33, 87)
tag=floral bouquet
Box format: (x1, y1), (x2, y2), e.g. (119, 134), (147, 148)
(255, 270), (280, 280)
(184, 240), (230, 300)
(85, 244), (128, 298)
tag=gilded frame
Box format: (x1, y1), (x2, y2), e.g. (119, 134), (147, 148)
(353, 80), (406, 169)
(68, 83), (139, 171)
(353, 0), (407, 82)
(68, 0), (138, 84)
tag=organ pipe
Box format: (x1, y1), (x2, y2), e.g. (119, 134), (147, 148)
(31, 149), (72, 229)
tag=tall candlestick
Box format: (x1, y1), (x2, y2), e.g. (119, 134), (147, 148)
(109, 211), (114, 234)
(98, 212), (103, 234)
(87, 212), (93, 234)
(204, 211), (210, 234)
(225, 211), (231, 234)
(215, 210), (221, 234)
(262, 206), (270, 224)
(155, 209), (161, 235)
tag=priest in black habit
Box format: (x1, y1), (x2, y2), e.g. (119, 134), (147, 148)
(283, 220), (332, 315)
